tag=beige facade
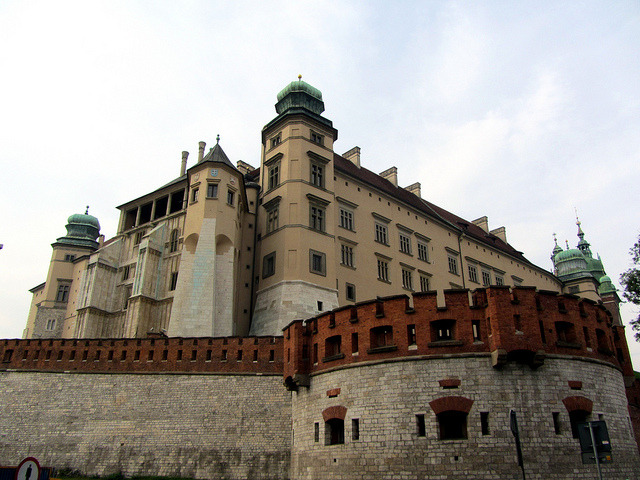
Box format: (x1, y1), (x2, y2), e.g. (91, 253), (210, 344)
(26, 79), (592, 340)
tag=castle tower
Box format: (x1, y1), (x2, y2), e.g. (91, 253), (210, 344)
(168, 139), (256, 337)
(25, 208), (101, 338)
(250, 77), (340, 335)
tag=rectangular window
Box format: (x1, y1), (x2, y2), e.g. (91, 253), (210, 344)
(169, 272), (178, 291)
(399, 233), (411, 254)
(402, 268), (413, 290)
(495, 275), (504, 286)
(271, 134), (281, 148)
(417, 241), (429, 262)
(311, 131), (324, 145)
(375, 223), (388, 245)
(377, 259), (389, 282)
(122, 265), (131, 281)
(341, 244), (354, 267)
(351, 332), (359, 353)
(481, 412), (490, 435)
(263, 252), (276, 278)
(309, 250), (326, 276)
(266, 205), (279, 233)
(310, 163), (324, 188)
(482, 270), (491, 286)
(56, 284), (70, 303)
(448, 255), (458, 275)
(420, 275), (430, 292)
(64, 254), (76, 262)
(346, 283), (356, 302)
(314, 422), (320, 442)
(134, 230), (145, 245)
(352, 419), (360, 441)
(339, 208), (354, 230)
(553, 412), (561, 434)
(207, 183), (218, 198)
(268, 163), (280, 190)
(191, 187), (199, 203)
(468, 265), (478, 283)
(472, 320), (481, 341)
(416, 414), (426, 437)
(407, 324), (417, 346)
(310, 205), (325, 231)
(227, 190), (235, 206)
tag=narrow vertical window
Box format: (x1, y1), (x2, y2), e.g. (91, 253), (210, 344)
(351, 333), (359, 354)
(352, 419), (360, 441)
(553, 412), (561, 434)
(480, 412), (490, 435)
(416, 414), (426, 437)
(407, 324), (417, 346)
(472, 320), (481, 341)
(314, 422), (320, 442)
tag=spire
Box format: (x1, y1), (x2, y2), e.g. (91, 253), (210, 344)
(551, 233), (563, 263)
(575, 211), (592, 257)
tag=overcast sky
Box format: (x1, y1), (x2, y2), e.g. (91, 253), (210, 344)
(1, 1), (639, 364)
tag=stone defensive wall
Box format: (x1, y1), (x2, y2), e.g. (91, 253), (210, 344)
(282, 287), (640, 479)
(0, 335), (289, 480)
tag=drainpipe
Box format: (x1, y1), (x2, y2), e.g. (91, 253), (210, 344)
(457, 231), (467, 290)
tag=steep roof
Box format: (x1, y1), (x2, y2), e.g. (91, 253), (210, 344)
(200, 143), (236, 170)
(333, 153), (532, 265)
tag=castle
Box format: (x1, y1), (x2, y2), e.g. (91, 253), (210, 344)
(3, 79), (639, 479)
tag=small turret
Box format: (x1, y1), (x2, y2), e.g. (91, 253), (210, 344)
(55, 206), (101, 250)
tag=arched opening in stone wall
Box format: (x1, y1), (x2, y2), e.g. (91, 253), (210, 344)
(325, 418), (344, 445)
(437, 411), (468, 440)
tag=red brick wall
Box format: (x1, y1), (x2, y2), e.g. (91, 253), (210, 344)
(283, 287), (631, 380)
(0, 336), (283, 374)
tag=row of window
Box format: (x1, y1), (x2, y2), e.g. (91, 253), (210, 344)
(191, 183), (235, 206)
(467, 264), (504, 286)
(317, 409), (599, 445)
(376, 258), (430, 291)
(268, 130), (324, 150)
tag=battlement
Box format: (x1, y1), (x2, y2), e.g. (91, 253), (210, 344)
(0, 336), (283, 375)
(282, 287), (634, 387)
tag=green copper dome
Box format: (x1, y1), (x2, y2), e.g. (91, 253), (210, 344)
(277, 78), (323, 102)
(598, 275), (616, 295)
(55, 207), (101, 250)
(275, 76), (325, 116)
(554, 248), (584, 263)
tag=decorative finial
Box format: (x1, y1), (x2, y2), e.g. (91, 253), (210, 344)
(553, 232), (558, 245)
(216, 134), (220, 144)
(85, 205), (89, 215)
(565, 239), (569, 249)
(298, 74), (302, 80)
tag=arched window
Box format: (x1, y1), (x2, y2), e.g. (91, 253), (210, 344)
(169, 229), (180, 253)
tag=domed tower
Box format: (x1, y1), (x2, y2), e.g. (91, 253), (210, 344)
(25, 208), (102, 338)
(250, 77), (340, 335)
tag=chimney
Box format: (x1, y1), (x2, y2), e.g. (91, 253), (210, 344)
(236, 160), (256, 175)
(198, 141), (206, 163)
(180, 151), (189, 176)
(472, 216), (489, 233)
(379, 166), (398, 187)
(490, 226), (507, 243)
(404, 182), (421, 198)
(342, 146), (361, 168)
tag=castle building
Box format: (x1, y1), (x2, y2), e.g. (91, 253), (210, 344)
(25, 78), (610, 341)
(9, 78), (640, 479)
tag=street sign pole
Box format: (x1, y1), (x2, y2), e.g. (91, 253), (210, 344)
(588, 422), (604, 480)
(510, 410), (526, 480)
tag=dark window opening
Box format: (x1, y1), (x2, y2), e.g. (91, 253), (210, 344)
(207, 183), (218, 198)
(370, 325), (394, 348)
(480, 412), (490, 435)
(169, 190), (185, 214)
(555, 321), (577, 345)
(437, 411), (468, 440)
(416, 414), (426, 437)
(351, 333), (359, 354)
(124, 208), (137, 230)
(553, 412), (561, 434)
(407, 324), (417, 346)
(472, 320), (481, 341)
(325, 418), (345, 445)
(154, 196), (168, 220)
(263, 252), (276, 278)
(325, 335), (342, 358)
(539, 321), (547, 343)
(569, 410), (589, 439)
(169, 272), (179, 291)
(139, 202), (152, 224)
(432, 319), (455, 342)
(352, 419), (360, 441)
(314, 422), (320, 442)
(169, 229), (180, 253)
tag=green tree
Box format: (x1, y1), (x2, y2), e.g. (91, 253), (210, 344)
(620, 235), (640, 341)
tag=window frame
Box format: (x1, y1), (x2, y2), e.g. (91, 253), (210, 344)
(267, 162), (280, 190)
(340, 244), (354, 268)
(206, 182), (218, 198)
(263, 252), (276, 278)
(399, 232), (412, 255)
(401, 268), (413, 291)
(417, 241), (429, 262)
(309, 250), (326, 276)
(375, 223), (388, 245)
(448, 255), (459, 275)
(377, 258), (389, 282)
(310, 162), (324, 188)
(309, 204), (325, 232)
(339, 207), (354, 231)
